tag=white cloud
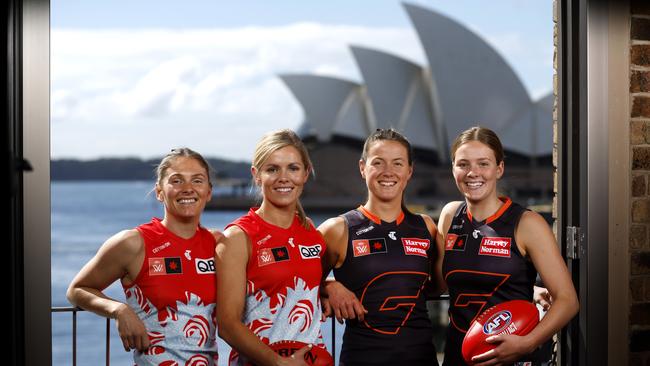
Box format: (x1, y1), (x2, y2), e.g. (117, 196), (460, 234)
(51, 24), (422, 160)
(51, 21), (550, 161)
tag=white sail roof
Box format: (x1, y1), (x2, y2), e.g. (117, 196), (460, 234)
(350, 45), (444, 157)
(279, 74), (370, 142)
(403, 2), (535, 155)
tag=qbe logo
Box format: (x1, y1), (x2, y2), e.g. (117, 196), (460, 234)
(195, 258), (215, 274)
(299, 244), (322, 259)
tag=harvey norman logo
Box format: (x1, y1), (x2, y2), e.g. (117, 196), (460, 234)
(478, 237), (512, 257)
(401, 238), (430, 257)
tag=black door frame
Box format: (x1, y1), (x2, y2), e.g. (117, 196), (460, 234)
(558, 0), (629, 364)
(6, 0), (26, 364)
(9, 0), (51, 365)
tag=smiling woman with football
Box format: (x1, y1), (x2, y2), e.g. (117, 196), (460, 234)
(215, 129), (332, 366)
(437, 126), (579, 365)
(67, 148), (221, 365)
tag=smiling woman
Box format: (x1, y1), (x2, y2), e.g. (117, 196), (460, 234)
(66, 148), (222, 365)
(437, 127), (578, 365)
(215, 129), (331, 366)
(318, 129), (444, 366)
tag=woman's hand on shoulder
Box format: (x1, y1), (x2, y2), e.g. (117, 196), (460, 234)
(209, 229), (224, 245)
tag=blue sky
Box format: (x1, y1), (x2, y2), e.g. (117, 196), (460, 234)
(51, 0), (553, 160)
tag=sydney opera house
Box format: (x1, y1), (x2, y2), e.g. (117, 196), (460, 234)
(221, 3), (554, 212)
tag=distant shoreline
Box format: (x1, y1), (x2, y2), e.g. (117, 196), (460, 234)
(51, 157), (250, 181)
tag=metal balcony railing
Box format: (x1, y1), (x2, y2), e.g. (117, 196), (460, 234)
(52, 295), (450, 366)
(51, 306), (112, 366)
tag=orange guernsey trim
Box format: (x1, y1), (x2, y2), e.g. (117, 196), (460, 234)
(466, 197), (512, 224)
(358, 205), (405, 225)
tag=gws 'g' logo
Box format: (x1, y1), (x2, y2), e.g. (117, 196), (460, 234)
(299, 244), (322, 259)
(195, 258), (215, 274)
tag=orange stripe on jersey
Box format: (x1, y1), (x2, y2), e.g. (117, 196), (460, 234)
(466, 197), (512, 224)
(358, 205), (405, 225)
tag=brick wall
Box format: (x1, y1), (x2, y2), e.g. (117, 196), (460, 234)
(630, 1), (650, 364)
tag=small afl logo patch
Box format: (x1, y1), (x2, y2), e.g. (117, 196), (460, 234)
(299, 244), (322, 259)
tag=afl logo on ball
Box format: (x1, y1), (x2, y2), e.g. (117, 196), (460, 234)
(299, 244), (322, 259)
(483, 310), (513, 335)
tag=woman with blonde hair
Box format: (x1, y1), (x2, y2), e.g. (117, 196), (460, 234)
(216, 129), (328, 366)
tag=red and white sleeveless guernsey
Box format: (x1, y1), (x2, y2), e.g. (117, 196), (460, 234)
(122, 217), (218, 366)
(226, 208), (326, 366)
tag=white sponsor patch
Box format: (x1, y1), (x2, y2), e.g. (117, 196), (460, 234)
(195, 257), (215, 274)
(299, 244), (322, 259)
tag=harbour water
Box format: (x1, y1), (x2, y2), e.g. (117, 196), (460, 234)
(51, 181), (341, 365)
